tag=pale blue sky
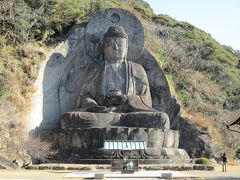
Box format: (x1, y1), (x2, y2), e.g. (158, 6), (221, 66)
(145, 0), (240, 50)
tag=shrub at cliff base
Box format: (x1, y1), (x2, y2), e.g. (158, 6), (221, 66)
(195, 157), (212, 165)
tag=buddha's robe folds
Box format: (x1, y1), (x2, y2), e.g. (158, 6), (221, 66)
(61, 60), (170, 130)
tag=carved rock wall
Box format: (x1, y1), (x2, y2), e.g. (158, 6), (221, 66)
(29, 24), (88, 130)
(172, 116), (215, 158)
(42, 127), (184, 159)
(29, 8), (179, 131)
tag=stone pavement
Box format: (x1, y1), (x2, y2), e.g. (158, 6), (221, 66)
(65, 170), (199, 179)
(0, 165), (239, 180)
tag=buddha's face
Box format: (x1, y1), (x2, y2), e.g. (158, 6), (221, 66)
(103, 37), (127, 62)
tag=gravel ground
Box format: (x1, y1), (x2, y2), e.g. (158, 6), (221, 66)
(0, 164), (239, 180)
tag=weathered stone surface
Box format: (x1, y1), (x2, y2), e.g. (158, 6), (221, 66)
(51, 128), (180, 149)
(162, 131), (178, 148)
(106, 128), (128, 140)
(42, 127), (187, 159)
(136, 50), (180, 122)
(148, 129), (164, 149)
(118, 112), (170, 129)
(30, 8), (191, 162)
(85, 8), (144, 62)
(128, 128), (148, 144)
(176, 149), (190, 160)
(160, 148), (180, 159)
(34, 24), (87, 130)
(30, 8), (179, 132)
(172, 116), (215, 158)
(61, 25), (172, 133)
(72, 131), (81, 148)
(61, 112), (118, 129)
(172, 130), (180, 148)
(0, 156), (16, 169)
(61, 111), (170, 130)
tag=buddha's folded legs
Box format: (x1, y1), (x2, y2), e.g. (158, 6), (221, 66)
(115, 111), (170, 130)
(61, 111), (121, 129)
(61, 111), (170, 130)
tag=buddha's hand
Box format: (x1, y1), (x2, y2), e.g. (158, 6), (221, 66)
(107, 94), (128, 106)
(87, 105), (107, 113)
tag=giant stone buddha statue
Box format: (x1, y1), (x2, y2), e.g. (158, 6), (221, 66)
(37, 8), (190, 162)
(61, 26), (170, 130)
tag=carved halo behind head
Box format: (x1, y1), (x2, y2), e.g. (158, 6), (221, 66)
(85, 8), (144, 63)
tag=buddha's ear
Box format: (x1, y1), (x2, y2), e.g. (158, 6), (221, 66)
(124, 43), (128, 59)
(98, 41), (103, 53)
(102, 38), (109, 50)
(101, 40), (105, 56)
(100, 39), (103, 46)
(125, 38), (128, 57)
(124, 53), (128, 60)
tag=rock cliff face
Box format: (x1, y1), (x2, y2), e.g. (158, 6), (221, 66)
(172, 116), (215, 158)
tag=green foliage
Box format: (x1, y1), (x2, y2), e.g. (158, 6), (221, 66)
(152, 14), (176, 26)
(0, 0), (154, 44)
(0, 0), (92, 44)
(224, 96), (240, 110)
(155, 15), (240, 100)
(0, 78), (6, 97)
(89, 0), (105, 14)
(0, 36), (7, 49)
(195, 157), (211, 165)
(0, 0), (30, 43)
(233, 49), (240, 59)
(47, 0), (90, 32)
(40, 28), (55, 42)
(131, 0), (154, 18)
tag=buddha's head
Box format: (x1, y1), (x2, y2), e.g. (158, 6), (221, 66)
(103, 26), (128, 62)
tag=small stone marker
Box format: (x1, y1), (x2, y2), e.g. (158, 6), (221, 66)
(94, 173), (105, 179)
(161, 172), (173, 179)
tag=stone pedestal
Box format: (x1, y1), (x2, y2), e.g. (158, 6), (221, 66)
(42, 127), (189, 162)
